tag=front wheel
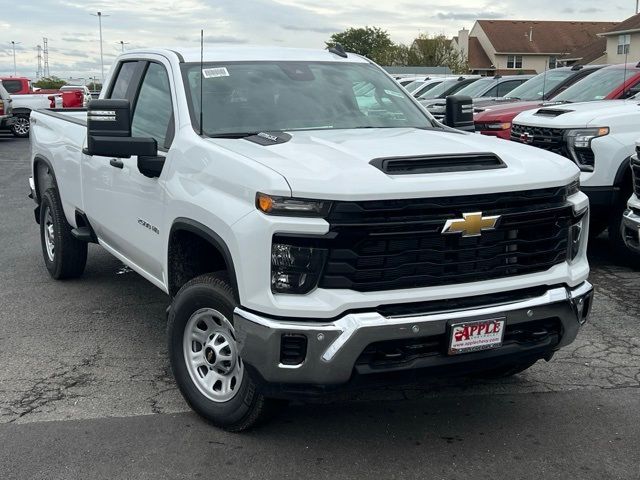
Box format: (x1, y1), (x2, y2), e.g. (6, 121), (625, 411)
(167, 272), (278, 431)
(11, 113), (30, 138)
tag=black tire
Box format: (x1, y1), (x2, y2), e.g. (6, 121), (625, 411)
(39, 188), (87, 279)
(608, 192), (640, 267)
(11, 113), (30, 138)
(167, 272), (278, 432)
(472, 358), (538, 379)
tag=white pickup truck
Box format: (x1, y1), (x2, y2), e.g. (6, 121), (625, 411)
(29, 47), (593, 431)
(510, 99), (640, 262)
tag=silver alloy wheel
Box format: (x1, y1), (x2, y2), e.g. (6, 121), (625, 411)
(13, 116), (29, 136)
(43, 205), (55, 261)
(183, 308), (244, 403)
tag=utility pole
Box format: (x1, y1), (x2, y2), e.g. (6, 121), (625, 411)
(636, 0), (639, 14)
(91, 11), (109, 83)
(10, 41), (20, 76)
(43, 37), (50, 77)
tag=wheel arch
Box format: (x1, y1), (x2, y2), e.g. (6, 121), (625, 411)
(168, 218), (239, 300)
(32, 154), (59, 204)
(614, 155), (634, 198)
(12, 107), (32, 116)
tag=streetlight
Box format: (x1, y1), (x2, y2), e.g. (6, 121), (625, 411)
(10, 41), (21, 76)
(117, 40), (129, 52)
(91, 11), (109, 83)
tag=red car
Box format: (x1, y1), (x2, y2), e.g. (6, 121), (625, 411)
(474, 64), (640, 139)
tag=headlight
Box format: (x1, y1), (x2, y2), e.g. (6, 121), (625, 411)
(256, 193), (331, 217)
(482, 122), (511, 131)
(567, 177), (580, 197)
(271, 242), (327, 294)
(568, 213), (587, 262)
(565, 127), (608, 172)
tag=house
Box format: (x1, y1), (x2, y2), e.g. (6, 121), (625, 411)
(599, 13), (640, 64)
(453, 20), (618, 74)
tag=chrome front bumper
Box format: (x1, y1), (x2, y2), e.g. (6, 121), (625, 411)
(233, 282), (593, 386)
(622, 208), (640, 253)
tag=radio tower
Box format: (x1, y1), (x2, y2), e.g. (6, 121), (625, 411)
(43, 37), (50, 77)
(36, 45), (43, 79)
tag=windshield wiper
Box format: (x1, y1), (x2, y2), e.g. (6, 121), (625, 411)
(208, 132), (262, 139)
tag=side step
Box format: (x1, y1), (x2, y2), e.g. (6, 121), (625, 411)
(71, 226), (96, 243)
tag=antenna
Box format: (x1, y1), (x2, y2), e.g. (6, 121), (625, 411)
(328, 43), (348, 58)
(541, 60), (548, 100)
(623, 47), (629, 98)
(199, 29), (204, 136)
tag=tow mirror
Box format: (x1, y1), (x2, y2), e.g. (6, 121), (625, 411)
(445, 95), (474, 132)
(84, 99), (157, 159)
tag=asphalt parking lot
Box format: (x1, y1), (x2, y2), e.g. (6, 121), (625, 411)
(1, 134), (639, 479)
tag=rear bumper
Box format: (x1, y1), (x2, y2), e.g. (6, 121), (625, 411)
(234, 281), (593, 390)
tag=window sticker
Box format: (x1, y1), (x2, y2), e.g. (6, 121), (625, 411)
(202, 67), (230, 78)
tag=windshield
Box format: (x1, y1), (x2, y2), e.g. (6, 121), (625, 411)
(418, 78), (474, 100)
(405, 81), (425, 92)
(553, 68), (629, 103)
(505, 69), (574, 100)
(413, 81), (442, 97)
(182, 62), (433, 136)
(455, 78), (497, 98)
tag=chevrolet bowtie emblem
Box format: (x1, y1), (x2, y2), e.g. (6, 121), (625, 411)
(442, 212), (501, 237)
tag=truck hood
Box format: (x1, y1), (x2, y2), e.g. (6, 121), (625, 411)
(513, 99), (638, 128)
(474, 101), (542, 122)
(208, 128), (579, 200)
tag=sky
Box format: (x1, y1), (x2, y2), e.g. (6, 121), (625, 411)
(0, 0), (637, 81)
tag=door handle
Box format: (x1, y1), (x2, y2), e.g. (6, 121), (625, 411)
(109, 158), (124, 169)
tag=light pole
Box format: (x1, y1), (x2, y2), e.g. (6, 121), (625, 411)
(10, 41), (20, 76)
(91, 11), (109, 83)
(118, 40), (129, 52)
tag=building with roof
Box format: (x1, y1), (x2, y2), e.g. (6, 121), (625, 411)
(453, 20), (617, 75)
(599, 12), (640, 64)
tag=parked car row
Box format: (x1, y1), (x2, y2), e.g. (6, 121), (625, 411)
(0, 76), (91, 138)
(397, 62), (640, 262)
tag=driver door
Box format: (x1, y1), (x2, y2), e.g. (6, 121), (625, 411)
(82, 59), (175, 284)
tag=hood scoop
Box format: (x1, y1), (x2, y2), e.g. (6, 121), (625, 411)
(534, 108), (573, 117)
(370, 153), (506, 175)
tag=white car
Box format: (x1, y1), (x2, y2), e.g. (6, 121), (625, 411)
(29, 46), (593, 431)
(511, 98), (640, 260)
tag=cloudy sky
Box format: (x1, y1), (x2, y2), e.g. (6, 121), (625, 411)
(0, 0), (636, 80)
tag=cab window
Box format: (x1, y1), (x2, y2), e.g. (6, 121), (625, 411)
(108, 62), (139, 100)
(131, 63), (174, 150)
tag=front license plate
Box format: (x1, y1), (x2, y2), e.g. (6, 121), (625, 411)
(448, 318), (506, 355)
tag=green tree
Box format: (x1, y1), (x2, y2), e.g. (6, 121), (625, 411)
(409, 34), (468, 73)
(326, 26), (397, 65)
(33, 76), (67, 89)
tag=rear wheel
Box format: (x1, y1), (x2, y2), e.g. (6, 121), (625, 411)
(39, 188), (87, 279)
(11, 113), (30, 138)
(167, 272), (280, 431)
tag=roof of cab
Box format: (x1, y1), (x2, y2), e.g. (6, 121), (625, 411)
(125, 46), (370, 64)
